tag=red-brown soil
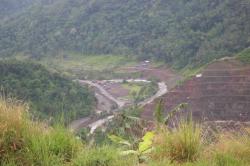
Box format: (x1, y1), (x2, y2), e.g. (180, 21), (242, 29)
(141, 59), (250, 122)
(119, 62), (182, 89)
(97, 62), (182, 103)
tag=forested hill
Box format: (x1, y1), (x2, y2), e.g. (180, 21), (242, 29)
(0, 60), (95, 123)
(0, 0), (250, 68)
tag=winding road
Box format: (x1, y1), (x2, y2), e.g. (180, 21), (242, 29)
(78, 80), (125, 108)
(138, 82), (167, 107)
(69, 79), (168, 133)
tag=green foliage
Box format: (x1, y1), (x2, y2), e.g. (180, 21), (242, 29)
(138, 132), (154, 154)
(0, 60), (95, 123)
(106, 111), (145, 142)
(24, 126), (82, 165)
(0, 98), (137, 166)
(109, 131), (155, 163)
(122, 81), (158, 103)
(1, 0), (250, 68)
(42, 54), (134, 72)
(134, 81), (158, 103)
(39, 54), (139, 80)
(152, 120), (202, 163)
(154, 99), (164, 124)
(77, 128), (90, 142)
(0, 98), (83, 166)
(215, 154), (246, 166)
(165, 103), (188, 125)
(108, 135), (131, 147)
(73, 145), (137, 166)
(1, 98), (250, 166)
(237, 48), (250, 64)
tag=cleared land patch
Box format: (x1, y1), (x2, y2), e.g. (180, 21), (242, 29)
(40, 54), (137, 79)
(142, 59), (250, 123)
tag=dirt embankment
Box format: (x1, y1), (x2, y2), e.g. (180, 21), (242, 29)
(69, 79), (168, 132)
(142, 59), (250, 122)
(69, 62), (182, 132)
(119, 62), (183, 89)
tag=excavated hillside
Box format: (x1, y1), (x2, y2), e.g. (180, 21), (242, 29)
(142, 59), (250, 122)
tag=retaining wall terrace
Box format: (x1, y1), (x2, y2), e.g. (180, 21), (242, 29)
(142, 60), (250, 122)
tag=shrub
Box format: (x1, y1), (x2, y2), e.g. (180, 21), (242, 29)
(214, 153), (246, 166)
(237, 48), (250, 64)
(0, 98), (83, 165)
(73, 145), (137, 166)
(0, 60), (95, 124)
(208, 131), (250, 165)
(45, 126), (82, 161)
(152, 120), (202, 162)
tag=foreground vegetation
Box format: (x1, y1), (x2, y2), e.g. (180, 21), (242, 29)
(0, 98), (136, 166)
(0, 60), (95, 123)
(0, 98), (249, 166)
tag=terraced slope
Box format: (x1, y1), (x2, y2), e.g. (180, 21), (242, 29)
(142, 59), (250, 122)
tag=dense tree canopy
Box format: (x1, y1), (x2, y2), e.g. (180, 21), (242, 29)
(0, 0), (250, 68)
(0, 60), (95, 123)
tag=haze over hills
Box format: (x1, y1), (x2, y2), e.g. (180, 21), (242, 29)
(0, 0), (250, 68)
(0, 0), (33, 17)
(1, 0), (250, 130)
(1, 1), (250, 166)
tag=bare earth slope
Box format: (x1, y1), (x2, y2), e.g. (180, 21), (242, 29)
(142, 59), (250, 122)
(69, 63), (183, 132)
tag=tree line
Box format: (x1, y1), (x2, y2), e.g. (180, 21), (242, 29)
(0, 0), (249, 68)
(0, 60), (95, 123)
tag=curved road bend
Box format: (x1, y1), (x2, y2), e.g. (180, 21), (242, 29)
(70, 80), (168, 132)
(138, 82), (167, 107)
(78, 80), (125, 108)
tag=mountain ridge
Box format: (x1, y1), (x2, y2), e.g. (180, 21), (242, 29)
(0, 0), (249, 68)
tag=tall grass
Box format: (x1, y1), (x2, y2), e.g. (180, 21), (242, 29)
(207, 131), (250, 166)
(0, 97), (83, 165)
(0, 97), (249, 166)
(0, 98), (137, 166)
(0, 98), (29, 164)
(149, 119), (250, 166)
(152, 120), (202, 163)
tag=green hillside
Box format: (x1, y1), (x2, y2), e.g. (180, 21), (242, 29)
(0, 0), (249, 68)
(237, 47), (250, 63)
(0, 60), (95, 123)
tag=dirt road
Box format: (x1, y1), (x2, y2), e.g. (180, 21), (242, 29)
(138, 82), (167, 107)
(78, 80), (125, 108)
(89, 115), (114, 134)
(69, 79), (168, 133)
(69, 117), (91, 131)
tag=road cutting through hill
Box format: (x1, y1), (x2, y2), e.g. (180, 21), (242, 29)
(69, 79), (167, 133)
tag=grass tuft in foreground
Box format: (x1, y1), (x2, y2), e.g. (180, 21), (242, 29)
(0, 97), (82, 165)
(152, 120), (202, 163)
(0, 97), (249, 166)
(148, 121), (250, 166)
(0, 97), (137, 166)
